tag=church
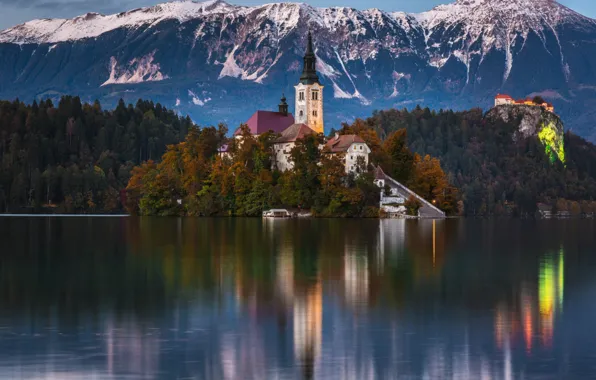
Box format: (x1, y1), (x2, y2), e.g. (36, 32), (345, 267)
(234, 32), (371, 174)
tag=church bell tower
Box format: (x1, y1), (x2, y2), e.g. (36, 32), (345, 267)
(295, 31), (324, 134)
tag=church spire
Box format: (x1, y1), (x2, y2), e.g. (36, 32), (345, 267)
(300, 30), (320, 85)
(278, 93), (288, 116)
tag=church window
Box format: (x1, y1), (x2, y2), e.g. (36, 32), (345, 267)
(312, 91), (318, 100)
(299, 92), (305, 101)
(313, 110), (317, 117)
(299, 110), (303, 117)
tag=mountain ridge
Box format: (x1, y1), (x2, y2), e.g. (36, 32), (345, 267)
(1, 0), (596, 140)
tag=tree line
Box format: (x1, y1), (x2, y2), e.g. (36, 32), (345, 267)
(4, 96), (593, 217)
(0, 97), (192, 213)
(346, 106), (596, 216)
(125, 124), (453, 217)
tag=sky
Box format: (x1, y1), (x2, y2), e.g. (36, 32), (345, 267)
(0, 0), (594, 30)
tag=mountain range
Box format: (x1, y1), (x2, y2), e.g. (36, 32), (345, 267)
(1, 0), (596, 140)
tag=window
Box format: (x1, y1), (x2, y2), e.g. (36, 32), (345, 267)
(359, 146), (363, 150)
(299, 92), (305, 101)
(350, 156), (353, 160)
(312, 91), (318, 100)
(299, 110), (303, 117)
(312, 110), (317, 117)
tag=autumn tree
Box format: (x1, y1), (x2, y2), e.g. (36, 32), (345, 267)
(408, 154), (457, 213)
(383, 129), (414, 184)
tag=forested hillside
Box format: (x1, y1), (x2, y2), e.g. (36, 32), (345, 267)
(344, 106), (596, 216)
(2, 96), (596, 216)
(0, 97), (193, 213)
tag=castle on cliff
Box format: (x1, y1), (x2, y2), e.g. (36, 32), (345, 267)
(495, 94), (555, 113)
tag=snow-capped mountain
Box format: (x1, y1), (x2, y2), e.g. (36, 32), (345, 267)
(1, 0), (596, 140)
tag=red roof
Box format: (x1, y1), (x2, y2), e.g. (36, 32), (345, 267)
(325, 134), (366, 153)
(235, 110), (295, 136)
(495, 94), (513, 99)
(374, 165), (387, 181)
(275, 124), (317, 143)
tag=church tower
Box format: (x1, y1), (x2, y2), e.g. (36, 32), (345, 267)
(295, 31), (324, 134)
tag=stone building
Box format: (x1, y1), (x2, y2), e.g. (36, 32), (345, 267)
(294, 31), (324, 134)
(233, 31), (370, 175)
(374, 166), (445, 218)
(273, 123), (317, 172)
(324, 134), (371, 174)
(494, 94), (554, 113)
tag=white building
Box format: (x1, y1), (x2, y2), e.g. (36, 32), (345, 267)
(324, 134), (371, 174)
(233, 31), (371, 175)
(495, 94), (515, 106)
(273, 123), (317, 172)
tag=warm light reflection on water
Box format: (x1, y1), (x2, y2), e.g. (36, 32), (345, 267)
(0, 217), (594, 379)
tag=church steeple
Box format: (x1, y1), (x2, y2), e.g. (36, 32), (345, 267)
(295, 31), (324, 134)
(278, 93), (288, 116)
(299, 31), (320, 85)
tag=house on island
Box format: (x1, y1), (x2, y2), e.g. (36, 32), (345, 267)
(374, 166), (445, 218)
(494, 94), (555, 113)
(232, 31), (369, 175)
(226, 32), (446, 218)
(234, 95), (295, 138)
(325, 134), (371, 174)
(273, 122), (317, 172)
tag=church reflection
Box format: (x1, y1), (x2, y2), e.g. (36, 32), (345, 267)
(0, 217), (586, 379)
(104, 316), (160, 379)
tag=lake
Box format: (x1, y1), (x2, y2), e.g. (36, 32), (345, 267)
(0, 217), (595, 379)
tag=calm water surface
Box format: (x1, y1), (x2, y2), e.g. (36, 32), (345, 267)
(0, 217), (595, 379)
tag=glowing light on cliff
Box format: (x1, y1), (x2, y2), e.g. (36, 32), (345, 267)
(537, 121), (565, 164)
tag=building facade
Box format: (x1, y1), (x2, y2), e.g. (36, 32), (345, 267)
(494, 94), (554, 113)
(325, 134), (371, 174)
(232, 32), (370, 175)
(294, 32), (324, 135)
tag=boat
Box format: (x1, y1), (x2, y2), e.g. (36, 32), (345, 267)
(263, 209), (292, 218)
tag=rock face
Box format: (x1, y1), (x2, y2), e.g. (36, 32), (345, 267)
(0, 0), (596, 140)
(486, 105), (566, 164)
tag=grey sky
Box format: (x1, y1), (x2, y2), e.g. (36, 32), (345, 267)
(0, 0), (594, 30)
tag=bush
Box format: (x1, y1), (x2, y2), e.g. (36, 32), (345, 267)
(404, 195), (422, 216)
(533, 96), (546, 105)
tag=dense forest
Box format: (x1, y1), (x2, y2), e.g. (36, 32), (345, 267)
(0, 97), (193, 213)
(125, 124), (453, 217)
(339, 106), (596, 216)
(2, 96), (596, 216)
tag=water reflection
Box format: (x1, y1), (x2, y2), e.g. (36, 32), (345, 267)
(0, 217), (594, 379)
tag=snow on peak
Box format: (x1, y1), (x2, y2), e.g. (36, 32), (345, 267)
(416, 0), (589, 29)
(0, 0), (239, 44)
(0, 0), (592, 48)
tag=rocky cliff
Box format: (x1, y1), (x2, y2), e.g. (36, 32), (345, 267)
(486, 105), (566, 164)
